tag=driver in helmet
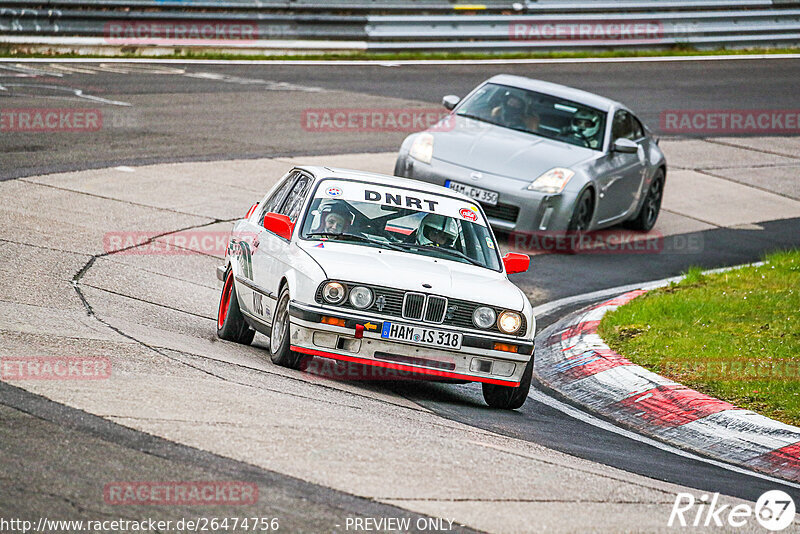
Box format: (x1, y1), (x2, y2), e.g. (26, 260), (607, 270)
(314, 202), (352, 235)
(416, 213), (458, 248)
(566, 109), (601, 148)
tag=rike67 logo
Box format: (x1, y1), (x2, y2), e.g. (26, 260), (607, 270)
(669, 490), (796, 531)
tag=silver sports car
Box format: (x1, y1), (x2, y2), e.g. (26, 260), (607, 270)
(394, 75), (667, 235)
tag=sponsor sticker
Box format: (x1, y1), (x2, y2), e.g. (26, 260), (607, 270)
(325, 186), (343, 197)
(459, 208), (478, 222)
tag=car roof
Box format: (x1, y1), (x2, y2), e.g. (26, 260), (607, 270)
(485, 74), (622, 113)
(295, 166), (477, 202)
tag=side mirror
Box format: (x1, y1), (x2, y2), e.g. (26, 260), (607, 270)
(263, 212), (294, 241)
(442, 95), (461, 111)
(502, 252), (530, 275)
(612, 138), (639, 154)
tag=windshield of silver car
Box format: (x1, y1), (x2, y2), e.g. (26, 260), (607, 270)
(300, 180), (502, 271)
(456, 83), (607, 150)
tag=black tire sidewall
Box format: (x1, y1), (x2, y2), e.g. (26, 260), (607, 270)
(217, 269), (255, 345)
(568, 189), (593, 232)
(482, 357), (533, 410)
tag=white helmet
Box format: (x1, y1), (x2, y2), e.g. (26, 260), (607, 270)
(570, 109), (601, 139)
(417, 214), (458, 247)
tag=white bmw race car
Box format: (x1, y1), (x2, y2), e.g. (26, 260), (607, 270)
(216, 166), (536, 409)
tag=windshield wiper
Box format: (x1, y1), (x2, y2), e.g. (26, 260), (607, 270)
(393, 243), (486, 268)
(305, 232), (405, 252)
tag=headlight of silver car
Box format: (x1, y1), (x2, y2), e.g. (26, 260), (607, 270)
(409, 133), (434, 164)
(527, 168), (575, 194)
(349, 286), (373, 309)
(498, 311), (523, 334)
(322, 282), (346, 304)
(472, 306), (496, 329)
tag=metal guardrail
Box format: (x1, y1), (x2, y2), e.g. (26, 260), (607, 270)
(1, 1), (799, 51)
(0, 0), (522, 10)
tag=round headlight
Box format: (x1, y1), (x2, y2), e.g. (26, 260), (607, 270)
(349, 286), (373, 309)
(498, 311), (522, 334)
(322, 282), (346, 304)
(472, 306), (496, 329)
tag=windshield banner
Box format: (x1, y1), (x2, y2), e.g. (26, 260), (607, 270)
(315, 180), (488, 227)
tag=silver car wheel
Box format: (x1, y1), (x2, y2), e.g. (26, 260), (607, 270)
(271, 291), (289, 352)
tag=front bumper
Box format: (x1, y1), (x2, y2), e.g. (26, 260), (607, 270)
(289, 301), (533, 387)
(396, 154), (580, 233)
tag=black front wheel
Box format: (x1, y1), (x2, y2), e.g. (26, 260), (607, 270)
(568, 189), (594, 232)
(481, 357), (533, 410)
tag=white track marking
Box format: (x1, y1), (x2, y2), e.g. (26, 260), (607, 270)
(0, 82), (131, 106)
(1, 55), (799, 66)
(528, 389), (800, 492)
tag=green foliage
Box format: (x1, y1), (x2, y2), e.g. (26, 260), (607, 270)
(599, 250), (800, 426)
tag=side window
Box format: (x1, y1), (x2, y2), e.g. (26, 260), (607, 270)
(279, 175), (312, 223)
(612, 110), (633, 141)
(630, 114), (645, 139)
(258, 172), (297, 225)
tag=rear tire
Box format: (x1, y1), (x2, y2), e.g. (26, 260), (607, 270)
(481, 357), (533, 410)
(626, 169), (664, 231)
(217, 269), (255, 345)
(269, 286), (304, 370)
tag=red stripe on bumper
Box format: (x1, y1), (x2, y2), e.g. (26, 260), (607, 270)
(291, 346), (521, 387)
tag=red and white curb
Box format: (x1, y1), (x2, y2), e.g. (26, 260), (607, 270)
(534, 289), (800, 484)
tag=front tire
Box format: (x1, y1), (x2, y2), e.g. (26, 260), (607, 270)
(626, 169), (664, 231)
(217, 269), (255, 345)
(269, 286), (304, 369)
(481, 357), (533, 410)
(568, 188), (594, 232)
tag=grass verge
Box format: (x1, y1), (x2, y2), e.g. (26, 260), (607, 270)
(2, 46), (800, 61)
(598, 249), (800, 426)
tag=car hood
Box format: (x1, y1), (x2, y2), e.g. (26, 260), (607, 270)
(297, 241), (525, 310)
(431, 116), (596, 181)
